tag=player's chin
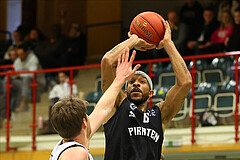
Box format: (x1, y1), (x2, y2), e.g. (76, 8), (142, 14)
(130, 95), (143, 100)
(131, 92), (142, 96)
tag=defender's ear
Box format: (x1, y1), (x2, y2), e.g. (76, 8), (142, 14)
(82, 118), (87, 128)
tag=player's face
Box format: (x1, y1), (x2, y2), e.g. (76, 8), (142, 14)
(126, 74), (152, 105)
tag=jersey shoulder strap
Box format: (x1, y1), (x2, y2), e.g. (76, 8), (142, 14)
(49, 139), (94, 160)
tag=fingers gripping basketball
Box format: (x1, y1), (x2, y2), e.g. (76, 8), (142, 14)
(130, 11), (165, 46)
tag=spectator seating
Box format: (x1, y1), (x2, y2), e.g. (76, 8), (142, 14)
(188, 59), (209, 71)
(158, 72), (175, 87)
(153, 86), (171, 99)
(86, 103), (96, 115)
(195, 82), (218, 97)
(213, 92), (236, 117)
(202, 69), (225, 85)
(85, 91), (102, 103)
(220, 80), (237, 92)
(85, 75), (103, 115)
(189, 94), (212, 116)
(211, 57), (233, 72)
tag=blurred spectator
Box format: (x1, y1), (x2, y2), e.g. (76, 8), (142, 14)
(232, 0), (240, 15)
(62, 24), (86, 67)
(168, 11), (189, 53)
(40, 71), (78, 134)
(218, 0), (240, 21)
(179, 0), (204, 41)
(35, 24), (65, 69)
(12, 42), (42, 112)
(4, 31), (22, 60)
(49, 71), (78, 100)
(196, 10), (233, 54)
(0, 48), (19, 120)
(9, 48), (18, 63)
(16, 24), (31, 41)
(0, 48), (18, 66)
(210, 10), (233, 53)
(187, 8), (220, 55)
(34, 24), (66, 87)
(28, 27), (46, 50)
(218, 0), (232, 21)
(225, 7), (240, 51)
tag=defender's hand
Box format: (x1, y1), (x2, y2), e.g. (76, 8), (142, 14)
(116, 47), (141, 83)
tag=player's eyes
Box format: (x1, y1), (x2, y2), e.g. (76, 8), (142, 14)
(129, 80), (134, 84)
(141, 81), (145, 83)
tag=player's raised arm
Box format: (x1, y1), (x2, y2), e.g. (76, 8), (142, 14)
(157, 20), (192, 127)
(101, 34), (155, 108)
(90, 49), (140, 138)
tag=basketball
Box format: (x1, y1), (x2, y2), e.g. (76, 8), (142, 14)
(130, 11), (165, 46)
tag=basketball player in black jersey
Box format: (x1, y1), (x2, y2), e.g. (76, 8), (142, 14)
(49, 50), (141, 160)
(101, 20), (192, 160)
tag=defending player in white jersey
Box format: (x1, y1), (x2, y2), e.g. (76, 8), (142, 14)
(49, 49), (141, 160)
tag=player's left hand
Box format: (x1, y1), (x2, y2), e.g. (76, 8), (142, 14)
(128, 32), (156, 51)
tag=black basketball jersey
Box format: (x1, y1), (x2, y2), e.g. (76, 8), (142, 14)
(104, 98), (164, 160)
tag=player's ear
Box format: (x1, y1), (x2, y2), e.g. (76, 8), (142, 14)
(82, 118), (87, 128)
(149, 90), (154, 98)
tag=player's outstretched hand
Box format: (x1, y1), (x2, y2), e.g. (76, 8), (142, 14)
(157, 20), (172, 50)
(128, 32), (156, 51)
(116, 47), (141, 83)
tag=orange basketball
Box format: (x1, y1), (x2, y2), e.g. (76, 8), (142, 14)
(130, 11), (165, 46)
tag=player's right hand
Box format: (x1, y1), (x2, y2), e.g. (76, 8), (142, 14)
(128, 32), (156, 51)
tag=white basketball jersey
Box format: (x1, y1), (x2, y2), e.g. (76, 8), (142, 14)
(49, 139), (94, 160)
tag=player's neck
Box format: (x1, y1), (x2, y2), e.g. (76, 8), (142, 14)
(64, 133), (89, 149)
(137, 103), (148, 112)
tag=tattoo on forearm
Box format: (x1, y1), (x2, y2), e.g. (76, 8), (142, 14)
(181, 63), (188, 74)
(109, 45), (120, 54)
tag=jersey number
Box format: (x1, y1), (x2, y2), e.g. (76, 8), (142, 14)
(143, 113), (149, 123)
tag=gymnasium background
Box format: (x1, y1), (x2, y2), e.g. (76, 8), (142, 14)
(0, 0), (240, 160)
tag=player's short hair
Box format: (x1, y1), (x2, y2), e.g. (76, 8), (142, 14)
(50, 96), (87, 139)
